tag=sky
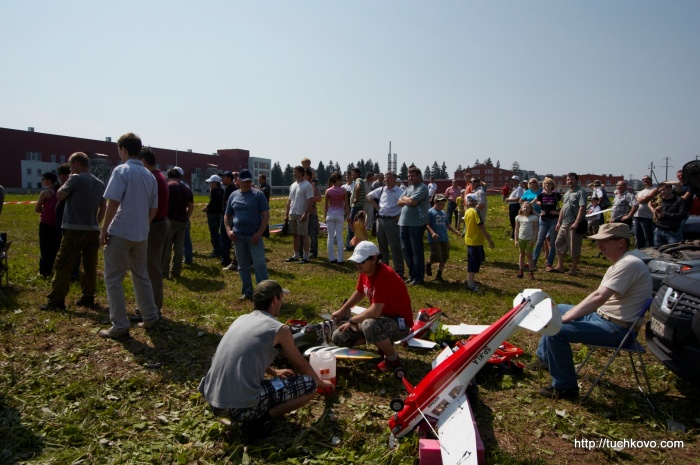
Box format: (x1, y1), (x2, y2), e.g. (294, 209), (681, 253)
(1, 0), (699, 181)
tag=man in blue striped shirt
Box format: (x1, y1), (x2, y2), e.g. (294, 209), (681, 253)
(98, 133), (160, 339)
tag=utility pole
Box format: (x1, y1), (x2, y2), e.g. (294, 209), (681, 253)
(648, 162), (658, 184)
(661, 157), (672, 181)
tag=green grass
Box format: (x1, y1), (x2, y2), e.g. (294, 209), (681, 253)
(0, 194), (698, 464)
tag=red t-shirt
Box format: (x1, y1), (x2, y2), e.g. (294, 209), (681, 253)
(356, 262), (414, 327)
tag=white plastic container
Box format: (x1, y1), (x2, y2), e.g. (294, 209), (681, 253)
(309, 351), (336, 394)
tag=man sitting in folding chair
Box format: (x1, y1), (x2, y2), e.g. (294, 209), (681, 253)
(530, 223), (652, 400)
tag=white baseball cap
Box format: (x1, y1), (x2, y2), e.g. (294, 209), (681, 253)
(348, 241), (380, 263)
(205, 175), (222, 183)
(174, 166), (185, 177)
(511, 175), (520, 181)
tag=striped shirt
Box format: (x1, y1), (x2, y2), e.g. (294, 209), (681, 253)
(103, 159), (158, 242)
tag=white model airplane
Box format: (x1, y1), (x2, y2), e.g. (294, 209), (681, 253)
(388, 289), (562, 465)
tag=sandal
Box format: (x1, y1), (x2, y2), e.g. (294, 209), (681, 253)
(517, 269), (523, 279)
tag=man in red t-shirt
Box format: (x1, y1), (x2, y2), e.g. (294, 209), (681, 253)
(332, 241), (414, 372)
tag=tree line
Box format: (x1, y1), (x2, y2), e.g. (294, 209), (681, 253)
(271, 159), (452, 187)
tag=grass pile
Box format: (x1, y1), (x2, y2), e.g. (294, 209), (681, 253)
(0, 193), (697, 464)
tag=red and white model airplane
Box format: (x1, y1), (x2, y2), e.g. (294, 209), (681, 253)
(387, 289), (562, 465)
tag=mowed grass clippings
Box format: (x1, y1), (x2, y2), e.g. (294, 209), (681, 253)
(0, 193), (697, 464)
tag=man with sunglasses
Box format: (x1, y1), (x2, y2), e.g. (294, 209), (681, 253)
(634, 176), (657, 248)
(331, 241), (414, 373)
(531, 223), (652, 399)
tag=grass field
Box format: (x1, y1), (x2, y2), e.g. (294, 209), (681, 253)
(0, 193), (697, 464)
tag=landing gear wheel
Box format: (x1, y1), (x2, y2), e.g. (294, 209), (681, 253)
(390, 398), (404, 412)
(394, 366), (406, 380)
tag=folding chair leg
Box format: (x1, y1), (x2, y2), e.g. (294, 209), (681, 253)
(630, 351), (655, 411)
(576, 349), (596, 376)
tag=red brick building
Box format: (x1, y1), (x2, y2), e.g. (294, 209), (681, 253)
(0, 127), (255, 193)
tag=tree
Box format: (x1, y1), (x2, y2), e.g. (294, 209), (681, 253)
(440, 162), (448, 179)
(373, 162), (380, 174)
(496, 160), (500, 169)
(511, 161), (520, 172)
(334, 162), (341, 174)
(316, 161), (327, 186)
(474, 159), (480, 166)
(282, 164), (294, 186)
(271, 162), (283, 186)
(399, 163), (408, 181)
(431, 162), (440, 179)
(424, 165), (431, 180)
(456, 164), (463, 172)
(484, 158), (493, 166)
(346, 163), (355, 174)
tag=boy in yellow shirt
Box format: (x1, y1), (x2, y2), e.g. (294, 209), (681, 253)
(463, 194), (494, 292)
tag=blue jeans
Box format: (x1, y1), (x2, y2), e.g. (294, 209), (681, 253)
(654, 227), (681, 246)
(400, 225), (427, 283)
(232, 235), (269, 298)
(634, 217), (654, 249)
(446, 200), (457, 228)
(533, 218), (557, 267)
(536, 304), (628, 391)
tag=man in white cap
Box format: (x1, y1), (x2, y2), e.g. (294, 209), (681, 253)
(506, 175), (523, 240)
(530, 223), (652, 399)
(331, 241), (414, 372)
(198, 280), (334, 438)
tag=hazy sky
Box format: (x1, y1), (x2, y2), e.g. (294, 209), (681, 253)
(2, 1), (698, 181)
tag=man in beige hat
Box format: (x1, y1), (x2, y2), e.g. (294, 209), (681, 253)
(530, 223), (652, 399)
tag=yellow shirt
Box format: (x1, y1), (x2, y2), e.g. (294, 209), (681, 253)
(463, 208), (484, 246)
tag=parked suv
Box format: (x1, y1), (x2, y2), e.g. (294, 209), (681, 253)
(645, 268), (700, 385)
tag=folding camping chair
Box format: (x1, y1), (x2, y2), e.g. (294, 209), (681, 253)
(576, 298), (654, 409)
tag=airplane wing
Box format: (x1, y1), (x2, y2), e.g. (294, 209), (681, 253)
(436, 394), (483, 465)
(406, 338), (437, 349)
(443, 324), (489, 336)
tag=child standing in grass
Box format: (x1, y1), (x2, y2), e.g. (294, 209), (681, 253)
(426, 194), (460, 282)
(463, 194), (494, 291)
(349, 210), (367, 247)
(586, 196), (603, 237)
(515, 201), (539, 279)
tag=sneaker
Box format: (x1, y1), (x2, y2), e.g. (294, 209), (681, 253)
(517, 270), (523, 279)
(223, 263), (238, 271)
(298, 258), (309, 264)
(309, 253), (317, 259)
(434, 276), (445, 283)
(376, 357), (401, 373)
(329, 259), (337, 264)
(425, 263), (432, 276)
(40, 301), (66, 311)
(525, 358), (549, 371)
(285, 256), (299, 262)
(529, 272), (535, 280)
(537, 385), (579, 400)
(466, 283), (480, 292)
(238, 295), (252, 302)
(97, 327), (130, 339)
(408, 280), (423, 286)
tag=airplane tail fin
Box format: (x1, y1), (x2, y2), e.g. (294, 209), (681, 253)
(514, 289), (562, 336)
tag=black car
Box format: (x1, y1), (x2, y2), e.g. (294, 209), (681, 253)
(633, 239), (700, 292)
(645, 268), (700, 385)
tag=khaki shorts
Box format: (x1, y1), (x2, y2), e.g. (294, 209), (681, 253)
(288, 214), (308, 236)
(429, 241), (450, 263)
(555, 223), (583, 257)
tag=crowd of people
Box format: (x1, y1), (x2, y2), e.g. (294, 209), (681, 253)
(26, 139), (697, 434)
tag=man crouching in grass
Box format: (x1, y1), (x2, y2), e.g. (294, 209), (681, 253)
(198, 280), (334, 437)
(331, 241), (414, 373)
